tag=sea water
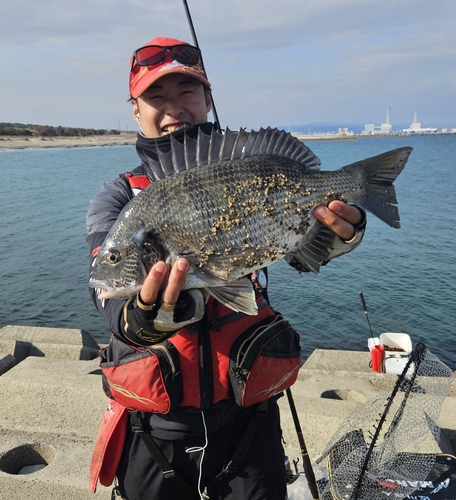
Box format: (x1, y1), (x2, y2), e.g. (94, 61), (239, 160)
(1, 135), (455, 369)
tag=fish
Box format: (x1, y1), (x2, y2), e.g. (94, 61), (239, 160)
(90, 127), (412, 315)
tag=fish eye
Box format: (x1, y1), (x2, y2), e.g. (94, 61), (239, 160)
(106, 249), (122, 264)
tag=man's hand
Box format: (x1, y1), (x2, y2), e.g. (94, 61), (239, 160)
(139, 258), (190, 306)
(123, 258), (203, 345)
(314, 201), (363, 241)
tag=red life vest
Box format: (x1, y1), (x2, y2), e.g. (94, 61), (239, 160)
(169, 297), (276, 408)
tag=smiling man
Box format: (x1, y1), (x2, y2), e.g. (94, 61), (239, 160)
(132, 74), (211, 136)
(87, 36), (366, 500)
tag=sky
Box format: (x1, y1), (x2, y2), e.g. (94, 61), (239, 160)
(1, 0), (455, 132)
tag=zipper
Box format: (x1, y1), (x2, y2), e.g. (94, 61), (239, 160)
(199, 313), (213, 410)
(236, 315), (283, 369)
(153, 344), (177, 377)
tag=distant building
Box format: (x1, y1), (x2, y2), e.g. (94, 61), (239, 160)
(362, 107), (393, 135)
(362, 124), (375, 135)
(380, 122), (393, 134)
(338, 127), (354, 136)
(402, 112), (437, 134)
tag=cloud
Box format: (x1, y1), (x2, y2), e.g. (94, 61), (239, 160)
(0, 0), (455, 129)
(1, 0), (453, 48)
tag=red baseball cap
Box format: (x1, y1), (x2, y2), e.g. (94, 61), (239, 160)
(129, 36), (211, 98)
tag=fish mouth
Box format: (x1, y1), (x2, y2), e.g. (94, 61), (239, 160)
(89, 278), (141, 300)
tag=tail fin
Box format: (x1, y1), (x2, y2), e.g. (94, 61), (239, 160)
(343, 147), (413, 228)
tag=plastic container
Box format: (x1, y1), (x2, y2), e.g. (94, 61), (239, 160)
(380, 333), (412, 374)
(287, 467), (328, 499)
(368, 337), (385, 373)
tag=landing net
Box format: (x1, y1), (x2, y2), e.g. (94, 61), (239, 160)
(316, 343), (454, 500)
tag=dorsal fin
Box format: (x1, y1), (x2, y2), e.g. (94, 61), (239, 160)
(151, 127), (321, 177)
(219, 127), (238, 161)
(196, 127), (211, 165)
(232, 127), (250, 159)
(184, 132), (197, 170)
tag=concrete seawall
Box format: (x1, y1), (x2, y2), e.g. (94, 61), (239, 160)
(0, 325), (454, 499)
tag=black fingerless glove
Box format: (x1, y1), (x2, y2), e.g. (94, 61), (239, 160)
(123, 290), (206, 346)
(343, 205), (367, 243)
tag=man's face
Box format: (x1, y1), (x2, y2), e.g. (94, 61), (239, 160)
(133, 73), (211, 138)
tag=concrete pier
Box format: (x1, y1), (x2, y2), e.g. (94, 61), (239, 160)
(0, 325), (454, 499)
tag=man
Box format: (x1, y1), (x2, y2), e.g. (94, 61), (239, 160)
(87, 37), (365, 500)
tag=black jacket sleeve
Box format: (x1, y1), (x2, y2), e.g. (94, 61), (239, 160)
(86, 175), (133, 340)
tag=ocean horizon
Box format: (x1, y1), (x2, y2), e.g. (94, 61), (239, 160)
(1, 134), (455, 370)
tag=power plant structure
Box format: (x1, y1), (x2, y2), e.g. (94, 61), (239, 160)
(362, 109), (442, 135)
(362, 107), (393, 135)
(290, 108), (453, 139)
(402, 112), (437, 134)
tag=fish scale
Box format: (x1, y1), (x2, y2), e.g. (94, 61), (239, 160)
(151, 161), (307, 265)
(90, 127), (412, 315)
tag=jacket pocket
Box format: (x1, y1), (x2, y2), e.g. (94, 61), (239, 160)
(100, 336), (182, 413)
(229, 314), (301, 407)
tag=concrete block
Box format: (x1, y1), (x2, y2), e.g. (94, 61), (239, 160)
(0, 357), (106, 439)
(303, 348), (372, 373)
(0, 326), (100, 361)
(0, 353), (15, 376)
(0, 326), (100, 349)
(0, 430), (111, 499)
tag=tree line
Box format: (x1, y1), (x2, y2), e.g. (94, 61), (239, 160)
(0, 123), (121, 137)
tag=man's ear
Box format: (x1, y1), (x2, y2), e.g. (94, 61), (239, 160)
(205, 90), (212, 113)
(132, 101), (140, 122)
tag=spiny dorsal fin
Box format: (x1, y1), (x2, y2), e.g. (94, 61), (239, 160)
(154, 127), (321, 177)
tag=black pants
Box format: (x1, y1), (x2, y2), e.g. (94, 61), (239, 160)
(116, 400), (287, 500)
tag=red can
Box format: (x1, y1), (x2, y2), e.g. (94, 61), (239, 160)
(371, 345), (385, 373)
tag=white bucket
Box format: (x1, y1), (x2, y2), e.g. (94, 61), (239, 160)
(380, 333), (412, 374)
(367, 337), (382, 350)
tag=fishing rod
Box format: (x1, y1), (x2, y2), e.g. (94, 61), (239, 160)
(359, 291), (384, 373)
(358, 291), (375, 341)
(286, 388), (320, 499)
(181, 0), (222, 133)
(181, 3), (319, 497)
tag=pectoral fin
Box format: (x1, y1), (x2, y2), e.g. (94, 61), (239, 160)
(207, 278), (258, 315)
(286, 221), (336, 273)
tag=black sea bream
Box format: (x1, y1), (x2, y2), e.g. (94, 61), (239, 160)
(90, 127), (412, 314)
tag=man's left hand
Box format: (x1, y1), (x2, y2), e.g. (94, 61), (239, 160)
(313, 201), (363, 241)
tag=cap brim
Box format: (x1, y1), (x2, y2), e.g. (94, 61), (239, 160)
(130, 61), (211, 98)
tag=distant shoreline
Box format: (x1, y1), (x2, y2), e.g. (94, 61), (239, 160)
(0, 133), (137, 151)
(2, 131), (454, 151)
(293, 132), (456, 141)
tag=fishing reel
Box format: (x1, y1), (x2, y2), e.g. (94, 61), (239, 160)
(285, 456), (301, 485)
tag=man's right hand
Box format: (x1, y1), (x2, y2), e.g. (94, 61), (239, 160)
(124, 258), (207, 345)
(139, 258), (190, 306)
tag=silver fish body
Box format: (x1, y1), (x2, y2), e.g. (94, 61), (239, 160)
(90, 127), (412, 314)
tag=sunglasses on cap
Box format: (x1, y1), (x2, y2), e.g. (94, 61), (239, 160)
(131, 44), (202, 69)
